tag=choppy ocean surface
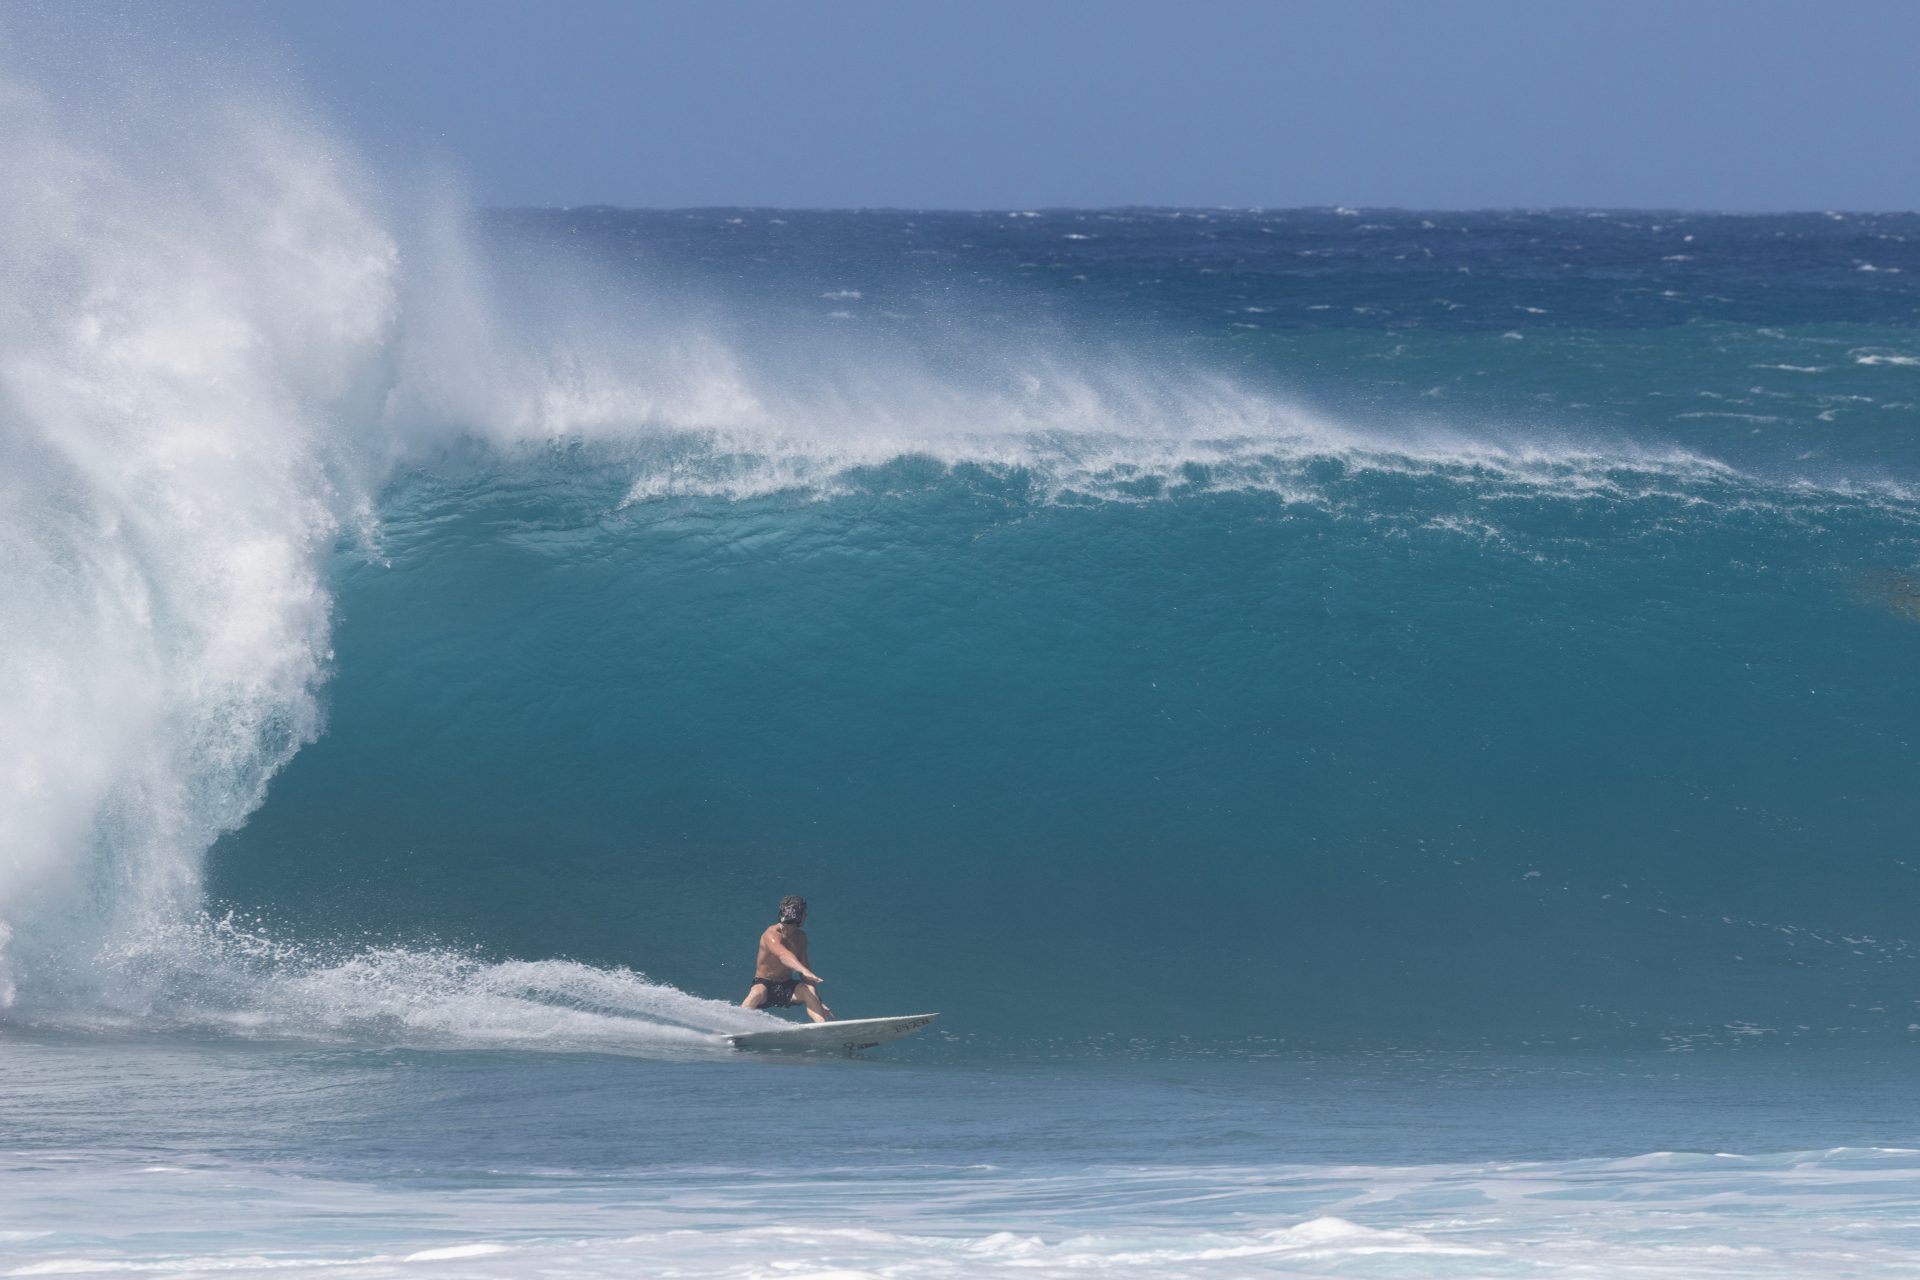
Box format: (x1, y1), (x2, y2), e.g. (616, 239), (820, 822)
(8, 1036), (1920, 1278)
(4, 55), (1920, 1277)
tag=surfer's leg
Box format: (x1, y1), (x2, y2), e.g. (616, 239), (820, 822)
(741, 985), (769, 1010)
(796, 982), (833, 1023)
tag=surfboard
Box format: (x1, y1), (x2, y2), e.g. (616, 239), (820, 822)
(724, 1013), (939, 1056)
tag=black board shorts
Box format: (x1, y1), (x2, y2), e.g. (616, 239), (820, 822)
(751, 977), (801, 1008)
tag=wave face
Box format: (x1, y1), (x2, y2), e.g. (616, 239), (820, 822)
(4, 48), (1920, 1049)
(206, 435), (1920, 1049)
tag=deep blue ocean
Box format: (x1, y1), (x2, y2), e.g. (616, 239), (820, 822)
(4, 79), (1920, 1275)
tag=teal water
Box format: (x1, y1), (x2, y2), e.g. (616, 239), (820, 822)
(170, 209), (1920, 1051)
(209, 442), (1920, 1049)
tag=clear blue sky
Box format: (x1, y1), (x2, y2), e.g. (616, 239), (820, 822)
(128, 1), (1920, 210)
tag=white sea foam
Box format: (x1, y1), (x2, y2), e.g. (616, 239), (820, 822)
(8, 1147), (1920, 1277)
(38, 912), (772, 1053)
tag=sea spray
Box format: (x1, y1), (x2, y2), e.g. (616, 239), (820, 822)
(0, 57), (401, 1007)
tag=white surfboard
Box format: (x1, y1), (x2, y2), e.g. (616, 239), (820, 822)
(724, 1013), (939, 1056)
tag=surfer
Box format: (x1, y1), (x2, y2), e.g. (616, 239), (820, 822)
(741, 894), (833, 1022)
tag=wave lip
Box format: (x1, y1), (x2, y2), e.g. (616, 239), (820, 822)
(601, 417), (1915, 523)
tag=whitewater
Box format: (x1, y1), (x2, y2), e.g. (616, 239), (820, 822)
(6, 26), (1920, 1280)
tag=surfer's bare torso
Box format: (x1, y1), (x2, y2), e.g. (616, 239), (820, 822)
(755, 922), (811, 980)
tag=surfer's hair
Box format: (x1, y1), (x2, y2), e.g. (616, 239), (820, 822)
(778, 895), (807, 924)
